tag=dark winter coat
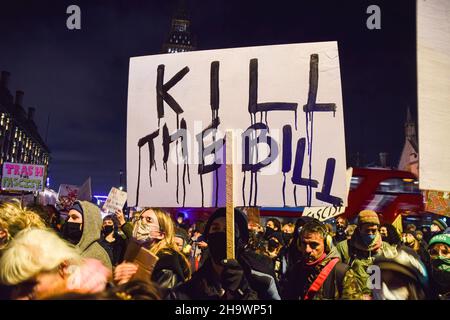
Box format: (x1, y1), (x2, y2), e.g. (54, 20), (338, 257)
(168, 258), (259, 300)
(282, 247), (349, 300)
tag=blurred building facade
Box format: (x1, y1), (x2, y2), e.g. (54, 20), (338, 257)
(398, 107), (419, 176)
(162, 0), (196, 53)
(0, 71), (50, 168)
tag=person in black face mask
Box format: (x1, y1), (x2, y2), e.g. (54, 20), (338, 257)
(60, 201), (112, 270)
(61, 205), (83, 245)
(264, 218), (281, 240)
(98, 215), (126, 266)
(169, 208), (281, 300)
(281, 223), (295, 246)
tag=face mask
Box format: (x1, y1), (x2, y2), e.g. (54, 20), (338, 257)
(361, 233), (376, 246)
(62, 222), (82, 245)
(264, 226), (275, 239)
(103, 225), (114, 236)
(336, 226), (346, 237)
(132, 219), (160, 244)
(431, 229), (441, 235)
(431, 257), (450, 287)
(432, 256), (450, 273)
(207, 232), (227, 264)
(282, 232), (293, 244)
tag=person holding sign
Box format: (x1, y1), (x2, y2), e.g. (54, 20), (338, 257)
(98, 215), (126, 266)
(170, 208), (280, 300)
(113, 208), (190, 290)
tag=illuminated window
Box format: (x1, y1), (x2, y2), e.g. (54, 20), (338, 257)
(350, 176), (364, 190)
(376, 178), (420, 194)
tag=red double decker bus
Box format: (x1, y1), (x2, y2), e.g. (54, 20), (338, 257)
(343, 167), (423, 224)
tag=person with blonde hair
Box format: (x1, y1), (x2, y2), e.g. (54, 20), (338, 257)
(0, 228), (111, 299)
(114, 208), (191, 289)
(0, 199), (46, 250)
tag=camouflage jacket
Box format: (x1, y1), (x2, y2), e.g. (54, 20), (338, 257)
(337, 234), (397, 299)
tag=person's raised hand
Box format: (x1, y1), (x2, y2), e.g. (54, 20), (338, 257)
(115, 209), (126, 227)
(198, 241), (208, 249)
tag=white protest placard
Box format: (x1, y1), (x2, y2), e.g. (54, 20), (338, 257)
(302, 167), (353, 221)
(77, 177), (92, 201)
(418, 0), (450, 192)
(1, 162), (46, 192)
(103, 187), (128, 213)
(127, 42), (347, 208)
(57, 184), (79, 211)
(302, 206), (346, 222)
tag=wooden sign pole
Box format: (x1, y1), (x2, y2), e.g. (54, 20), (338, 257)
(225, 130), (235, 260)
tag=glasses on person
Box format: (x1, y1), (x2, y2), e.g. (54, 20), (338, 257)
(139, 216), (153, 224)
(132, 215), (153, 224)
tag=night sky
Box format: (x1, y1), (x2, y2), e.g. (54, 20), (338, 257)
(0, 0), (416, 195)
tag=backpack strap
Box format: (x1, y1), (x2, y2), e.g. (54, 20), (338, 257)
(304, 258), (340, 300)
(334, 262), (350, 297)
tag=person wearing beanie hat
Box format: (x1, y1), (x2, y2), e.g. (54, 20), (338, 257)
(174, 227), (191, 258)
(431, 219), (448, 235)
(336, 210), (397, 299)
(170, 207), (281, 300)
(428, 233), (450, 299)
(357, 210), (380, 226)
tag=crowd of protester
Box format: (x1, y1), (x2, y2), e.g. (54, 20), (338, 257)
(0, 198), (449, 300)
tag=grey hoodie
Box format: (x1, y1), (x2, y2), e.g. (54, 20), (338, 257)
(75, 201), (112, 270)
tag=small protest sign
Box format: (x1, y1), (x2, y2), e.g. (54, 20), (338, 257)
(103, 187), (128, 213)
(425, 190), (450, 217)
(1, 162), (46, 192)
(57, 184), (79, 211)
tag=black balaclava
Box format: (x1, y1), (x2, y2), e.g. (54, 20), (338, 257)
(204, 208), (249, 264)
(62, 202), (83, 245)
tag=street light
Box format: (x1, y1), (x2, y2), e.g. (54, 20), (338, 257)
(119, 170), (124, 190)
